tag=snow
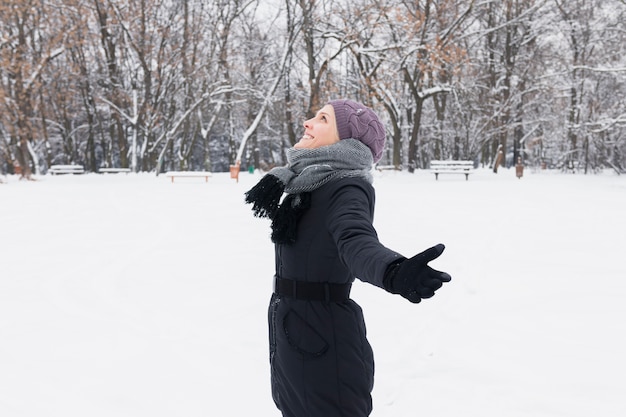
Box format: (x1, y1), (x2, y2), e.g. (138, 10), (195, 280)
(1, 168), (625, 417)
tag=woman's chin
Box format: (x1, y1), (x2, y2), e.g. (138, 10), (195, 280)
(294, 140), (314, 149)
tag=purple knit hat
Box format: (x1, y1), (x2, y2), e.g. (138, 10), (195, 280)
(329, 99), (386, 163)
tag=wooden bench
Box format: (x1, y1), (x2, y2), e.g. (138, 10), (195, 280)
(49, 164), (85, 175)
(375, 165), (402, 172)
(98, 168), (131, 174)
(165, 171), (212, 183)
(430, 160), (474, 180)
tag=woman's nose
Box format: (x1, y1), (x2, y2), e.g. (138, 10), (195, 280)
(303, 118), (313, 129)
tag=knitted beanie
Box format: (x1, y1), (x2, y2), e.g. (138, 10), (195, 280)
(329, 99), (386, 163)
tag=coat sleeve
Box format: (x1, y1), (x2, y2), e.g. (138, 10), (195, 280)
(326, 179), (404, 288)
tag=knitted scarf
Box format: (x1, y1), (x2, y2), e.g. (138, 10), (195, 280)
(245, 139), (374, 244)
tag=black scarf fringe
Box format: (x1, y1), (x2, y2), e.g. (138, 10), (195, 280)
(270, 192), (311, 244)
(244, 174), (312, 244)
(244, 174), (285, 219)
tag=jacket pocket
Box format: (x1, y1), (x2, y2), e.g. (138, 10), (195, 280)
(268, 294), (281, 407)
(269, 294), (280, 362)
(282, 309), (329, 358)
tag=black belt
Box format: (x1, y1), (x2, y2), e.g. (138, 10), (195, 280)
(273, 277), (351, 303)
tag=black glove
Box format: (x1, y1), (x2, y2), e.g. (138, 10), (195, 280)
(383, 244), (452, 303)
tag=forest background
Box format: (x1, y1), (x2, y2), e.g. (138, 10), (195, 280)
(1, 0), (625, 179)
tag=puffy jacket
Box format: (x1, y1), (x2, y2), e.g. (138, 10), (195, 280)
(269, 176), (402, 417)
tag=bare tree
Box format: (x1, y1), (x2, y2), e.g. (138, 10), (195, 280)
(1, 0), (624, 178)
(0, 0), (65, 179)
(334, 0), (472, 169)
(551, 0), (626, 173)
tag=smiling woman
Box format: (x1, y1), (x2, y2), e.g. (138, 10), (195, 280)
(244, 99), (452, 417)
(293, 104), (340, 149)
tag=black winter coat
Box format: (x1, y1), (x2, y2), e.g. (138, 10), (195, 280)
(269, 176), (402, 417)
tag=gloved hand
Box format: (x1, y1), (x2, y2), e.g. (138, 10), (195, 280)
(383, 244), (451, 303)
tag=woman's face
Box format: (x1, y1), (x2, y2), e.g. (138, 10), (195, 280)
(294, 104), (340, 149)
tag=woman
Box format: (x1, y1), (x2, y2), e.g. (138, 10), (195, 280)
(245, 99), (451, 417)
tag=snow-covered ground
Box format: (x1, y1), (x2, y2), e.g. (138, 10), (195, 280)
(1, 168), (624, 417)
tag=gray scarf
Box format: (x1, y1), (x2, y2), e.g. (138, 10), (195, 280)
(273, 138), (373, 192)
(245, 139), (374, 243)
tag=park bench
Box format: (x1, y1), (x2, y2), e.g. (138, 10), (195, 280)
(375, 165), (402, 172)
(98, 168), (131, 174)
(165, 171), (212, 183)
(430, 160), (474, 180)
(49, 164), (85, 175)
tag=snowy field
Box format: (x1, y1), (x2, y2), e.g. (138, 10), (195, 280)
(1, 167), (625, 417)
